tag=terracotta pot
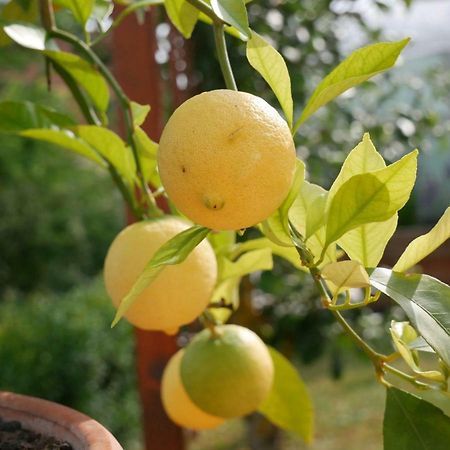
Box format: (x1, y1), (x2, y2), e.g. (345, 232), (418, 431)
(0, 391), (123, 450)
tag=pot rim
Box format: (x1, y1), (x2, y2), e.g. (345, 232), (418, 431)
(0, 391), (123, 450)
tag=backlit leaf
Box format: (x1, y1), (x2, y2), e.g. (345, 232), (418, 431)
(325, 150), (418, 246)
(246, 31), (293, 127)
(294, 39), (410, 130)
(164, 0), (199, 38)
(259, 347), (314, 443)
(221, 248), (273, 280)
(112, 225), (210, 327)
(54, 0), (95, 26)
(370, 268), (450, 368)
(393, 207), (450, 272)
(211, 0), (250, 38)
(3, 24), (46, 50)
(321, 260), (370, 297)
(130, 101), (150, 127)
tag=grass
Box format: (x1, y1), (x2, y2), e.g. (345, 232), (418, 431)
(188, 352), (385, 450)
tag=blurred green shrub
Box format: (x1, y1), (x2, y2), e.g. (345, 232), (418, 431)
(0, 278), (140, 445)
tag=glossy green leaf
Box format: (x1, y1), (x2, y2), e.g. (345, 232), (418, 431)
(221, 248), (273, 280)
(164, 0), (199, 38)
(390, 321), (445, 382)
(370, 268), (450, 368)
(321, 260), (370, 297)
(54, 0), (95, 25)
(3, 24), (46, 50)
(20, 129), (105, 166)
(384, 388), (450, 450)
(112, 225), (210, 327)
(339, 215), (398, 267)
(259, 347), (314, 443)
(325, 150), (418, 246)
(394, 207), (450, 272)
(130, 101), (151, 127)
(75, 126), (136, 184)
(211, 0), (250, 38)
(294, 39), (410, 130)
(44, 50), (109, 112)
(246, 31), (293, 127)
(0, 101), (74, 132)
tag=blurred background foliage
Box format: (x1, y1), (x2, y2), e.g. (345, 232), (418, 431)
(0, 0), (449, 448)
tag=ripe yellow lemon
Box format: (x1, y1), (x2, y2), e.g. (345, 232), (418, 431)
(103, 217), (217, 333)
(157, 90), (296, 231)
(161, 349), (225, 430)
(180, 324), (274, 418)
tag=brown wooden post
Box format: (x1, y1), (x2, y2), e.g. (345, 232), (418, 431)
(111, 8), (185, 450)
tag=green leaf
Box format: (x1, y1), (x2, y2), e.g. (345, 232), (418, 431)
(164, 0), (199, 38)
(338, 215), (398, 267)
(390, 321), (445, 382)
(19, 129), (105, 166)
(133, 127), (160, 187)
(369, 268), (450, 368)
(209, 276), (240, 323)
(112, 225), (210, 327)
(0, 101), (74, 132)
(259, 347), (314, 443)
(321, 260), (370, 297)
(3, 24), (46, 50)
(211, 0), (250, 38)
(246, 31), (293, 128)
(44, 50), (109, 112)
(221, 248), (273, 280)
(384, 388), (450, 450)
(325, 150), (418, 246)
(393, 207), (450, 273)
(130, 101), (151, 127)
(328, 133), (386, 203)
(75, 126), (136, 184)
(54, 0), (95, 26)
(329, 134), (398, 266)
(262, 160), (304, 247)
(294, 39), (410, 130)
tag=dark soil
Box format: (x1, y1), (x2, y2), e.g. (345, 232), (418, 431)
(0, 416), (73, 450)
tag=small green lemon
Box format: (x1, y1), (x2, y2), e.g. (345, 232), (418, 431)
(180, 324), (274, 418)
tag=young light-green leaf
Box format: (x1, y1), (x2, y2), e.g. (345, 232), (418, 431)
(294, 39), (410, 130)
(370, 268), (450, 368)
(164, 0), (199, 38)
(384, 388), (450, 450)
(44, 50), (109, 112)
(112, 225), (210, 327)
(338, 214), (398, 267)
(130, 101), (151, 127)
(325, 150), (418, 246)
(211, 0), (250, 39)
(259, 347), (314, 443)
(321, 260), (370, 297)
(75, 126), (136, 184)
(246, 31), (293, 128)
(221, 248), (273, 280)
(54, 0), (95, 26)
(393, 207), (450, 273)
(20, 129), (105, 166)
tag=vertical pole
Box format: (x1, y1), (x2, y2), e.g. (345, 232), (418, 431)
(111, 8), (185, 450)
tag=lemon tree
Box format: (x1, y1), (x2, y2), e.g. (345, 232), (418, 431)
(1, 0), (450, 449)
(158, 90), (296, 231)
